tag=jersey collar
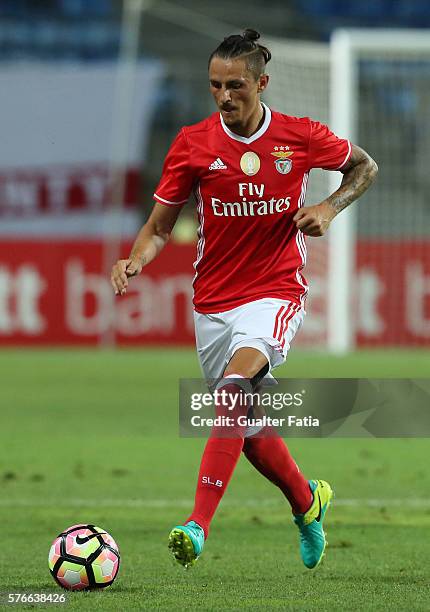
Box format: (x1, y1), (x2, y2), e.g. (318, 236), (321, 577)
(220, 102), (271, 145)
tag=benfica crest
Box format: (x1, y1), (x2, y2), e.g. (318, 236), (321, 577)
(271, 146), (294, 174)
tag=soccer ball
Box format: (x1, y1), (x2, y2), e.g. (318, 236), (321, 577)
(48, 524), (120, 591)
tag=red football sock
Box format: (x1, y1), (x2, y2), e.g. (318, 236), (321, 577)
(242, 426), (312, 514)
(186, 377), (249, 538)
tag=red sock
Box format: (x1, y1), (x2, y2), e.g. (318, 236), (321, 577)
(242, 426), (312, 514)
(186, 377), (249, 538)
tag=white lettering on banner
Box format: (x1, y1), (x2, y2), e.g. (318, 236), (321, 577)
(1, 180), (39, 215)
(356, 268), (385, 335)
(82, 174), (106, 208)
(66, 261), (114, 335)
(0, 168), (112, 217)
(298, 268), (385, 341)
(157, 276), (194, 335)
(406, 263), (430, 337)
(46, 172), (70, 214)
(0, 268), (13, 332)
(114, 278), (156, 335)
(0, 265), (46, 333)
(66, 260), (194, 336)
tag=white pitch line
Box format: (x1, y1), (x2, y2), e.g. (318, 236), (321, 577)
(0, 498), (429, 508)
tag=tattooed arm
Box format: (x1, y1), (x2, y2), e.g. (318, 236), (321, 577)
(293, 144), (378, 237)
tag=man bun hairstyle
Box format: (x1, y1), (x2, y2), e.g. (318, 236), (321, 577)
(209, 28), (271, 80)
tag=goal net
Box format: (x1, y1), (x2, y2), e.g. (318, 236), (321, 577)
(264, 37), (334, 350)
(266, 29), (430, 351)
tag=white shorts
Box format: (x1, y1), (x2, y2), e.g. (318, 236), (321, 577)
(194, 298), (305, 385)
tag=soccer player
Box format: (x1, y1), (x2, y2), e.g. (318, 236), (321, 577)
(111, 29), (378, 570)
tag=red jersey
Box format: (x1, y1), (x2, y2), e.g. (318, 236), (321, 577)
(154, 103), (351, 314)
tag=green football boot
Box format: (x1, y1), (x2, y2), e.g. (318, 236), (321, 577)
(293, 479), (333, 569)
(168, 521), (205, 569)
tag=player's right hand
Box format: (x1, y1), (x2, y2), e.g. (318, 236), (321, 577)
(110, 258), (143, 295)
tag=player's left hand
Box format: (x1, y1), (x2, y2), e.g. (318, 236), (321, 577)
(293, 202), (335, 237)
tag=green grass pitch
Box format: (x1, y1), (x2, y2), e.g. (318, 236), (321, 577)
(1, 348), (430, 610)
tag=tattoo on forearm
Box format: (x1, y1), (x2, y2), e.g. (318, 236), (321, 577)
(328, 157), (378, 215)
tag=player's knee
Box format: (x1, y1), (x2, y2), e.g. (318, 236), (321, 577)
(223, 347), (268, 380)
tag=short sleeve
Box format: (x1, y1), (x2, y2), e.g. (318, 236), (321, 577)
(307, 120), (352, 171)
(153, 130), (194, 206)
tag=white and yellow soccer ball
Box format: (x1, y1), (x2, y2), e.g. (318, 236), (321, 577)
(48, 524), (120, 591)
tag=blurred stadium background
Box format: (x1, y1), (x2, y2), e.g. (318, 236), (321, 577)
(0, 0), (429, 351)
(1, 2), (430, 607)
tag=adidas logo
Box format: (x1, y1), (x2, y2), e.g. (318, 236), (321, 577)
(209, 157), (227, 170)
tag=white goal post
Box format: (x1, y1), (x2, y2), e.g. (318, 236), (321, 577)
(329, 29), (430, 353)
(267, 28), (430, 353)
